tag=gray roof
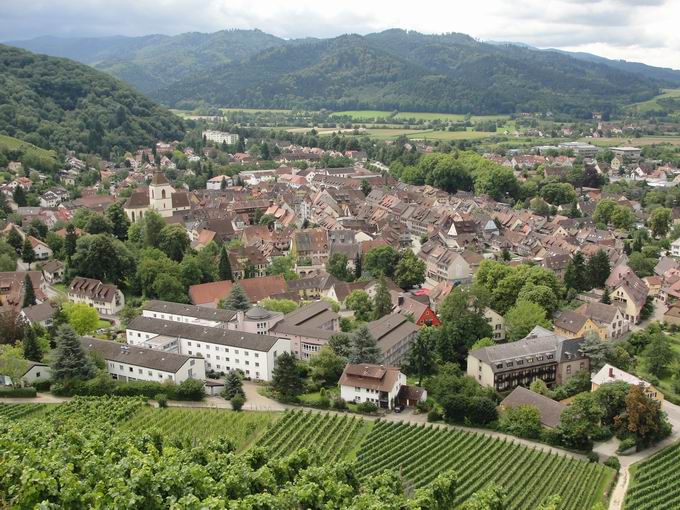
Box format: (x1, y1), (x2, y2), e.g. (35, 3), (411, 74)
(367, 313), (419, 354)
(281, 301), (339, 329)
(272, 322), (337, 341)
(500, 386), (566, 428)
(245, 306), (272, 320)
(21, 302), (55, 323)
(127, 316), (282, 352)
(143, 300), (236, 322)
(469, 326), (574, 374)
(80, 336), (194, 373)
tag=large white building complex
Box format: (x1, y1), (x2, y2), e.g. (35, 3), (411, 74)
(202, 130), (240, 145)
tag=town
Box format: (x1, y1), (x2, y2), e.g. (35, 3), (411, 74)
(2, 5), (680, 509)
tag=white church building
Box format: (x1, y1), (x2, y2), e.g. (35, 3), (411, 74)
(124, 170), (191, 222)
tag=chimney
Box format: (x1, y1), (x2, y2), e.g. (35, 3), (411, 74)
(609, 367), (614, 378)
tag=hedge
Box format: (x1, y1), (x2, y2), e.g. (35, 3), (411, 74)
(0, 387), (37, 398)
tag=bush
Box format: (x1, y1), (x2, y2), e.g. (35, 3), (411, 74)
(427, 408), (443, 422)
(604, 456), (620, 471)
(592, 426), (613, 442)
(316, 395), (331, 409)
(332, 397), (348, 410)
(173, 378), (205, 401)
(586, 451), (599, 463)
(155, 393), (168, 408)
(0, 386), (37, 397)
(415, 399), (432, 413)
(231, 394), (245, 411)
(617, 437), (637, 454)
(31, 380), (51, 392)
(356, 402), (378, 414)
(540, 428), (563, 446)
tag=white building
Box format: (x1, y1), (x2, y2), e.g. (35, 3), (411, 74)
(0, 361), (51, 387)
(68, 276), (125, 316)
(671, 238), (680, 257)
(123, 170), (191, 222)
(610, 147), (642, 160)
(125, 316), (291, 380)
(141, 300), (235, 328)
(484, 308), (506, 341)
(558, 142), (599, 158)
(81, 336), (204, 384)
(206, 175), (234, 190)
(203, 130), (240, 145)
(339, 363), (407, 410)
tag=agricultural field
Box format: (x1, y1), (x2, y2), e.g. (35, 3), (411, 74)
(331, 110), (509, 122)
(356, 421), (613, 510)
(582, 136), (680, 147)
(120, 407), (278, 450)
(0, 403), (50, 420)
(255, 409), (372, 462)
(625, 440), (680, 509)
(627, 88), (680, 115)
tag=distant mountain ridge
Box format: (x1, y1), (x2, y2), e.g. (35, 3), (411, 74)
(7, 28), (679, 116)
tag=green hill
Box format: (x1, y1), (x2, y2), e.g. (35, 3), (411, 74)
(8, 30), (285, 94)
(0, 45), (185, 158)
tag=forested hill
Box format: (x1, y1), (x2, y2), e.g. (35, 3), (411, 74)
(152, 29), (663, 116)
(8, 28), (673, 116)
(7, 30), (285, 94)
(0, 45), (184, 158)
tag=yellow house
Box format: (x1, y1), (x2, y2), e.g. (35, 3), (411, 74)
(554, 310), (604, 339)
(591, 364), (664, 402)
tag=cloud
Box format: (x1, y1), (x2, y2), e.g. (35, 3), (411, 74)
(1, 0), (677, 68)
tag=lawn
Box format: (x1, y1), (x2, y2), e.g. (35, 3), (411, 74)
(581, 136), (680, 147)
(0, 134), (57, 161)
(627, 88), (680, 114)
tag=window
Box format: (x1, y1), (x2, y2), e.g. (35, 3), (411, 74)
(245, 361), (249, 366)
(196, 343), (201, 348)
(516, 360), (523, 366)
(36, 372), (41, 378)
(138, 369), (143, 374)
(496, 363), (503, 369)
(566, 365), (572, 374)
(547, 354), (554, 360)
(254, 353), (259, 358)
(129, 367), (133, 372)
(527, 357), (534, 363)
(119, 364), (123, 370)
(190, 359), (195, 366)
(188, 341), (192, 346)
(235, 349), (239, 354)
(506, 362), (513, 367)
(537, 356), (543, 361)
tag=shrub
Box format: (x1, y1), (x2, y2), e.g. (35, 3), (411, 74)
(31, 380), (51, 392)
(0, 386), (37, 397)
(231, 394), (245, 411)
(415, 399), (432, 413)
(592, 426), (613, 442)
(316, 395), (331, 409)
(586, 451), (599, 463)
(427, 408), (443, 422)
(155, 393), (168, 408)
(604, 456), (620, 471)
(617, 437), (637, 454)
(332, 397), (348, 410)
(173, 378), (205, 401)
(356, 402), (378, 414)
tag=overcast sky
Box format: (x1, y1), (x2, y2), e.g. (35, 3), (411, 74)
(3, 0), (678, 69)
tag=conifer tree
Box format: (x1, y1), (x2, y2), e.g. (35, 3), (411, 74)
(22, 273), (36, 308)
(372, 277), (393, 320)
(22, 325), (42, 362)
(21, 238), (35, 269)
(220, 283), (249, 311)
(218, 245), (233, 281)
(51, 325), (96, 381)
(348, 326), (381, 364)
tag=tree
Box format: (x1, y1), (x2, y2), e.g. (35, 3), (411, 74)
(106, 202), (130, 241)
(499, 404), (542, 439)
(346, 290), (373, 322)
(615, 384), (670, 448)
(504, 300), (551, 341)
(517, 284), (558, 314)
(158, 224), (190, 262)
(217, 245), (233, 281)
(22, 325), (42, 362)
(21, 238), (35, 269)
(529, 378), (553, 397)
(558, 393), (603, 449)
(470, 337), (495, 351)
(271, 352), (305, 400)
(601, 286), (612, 304)
(588, 250), (611, 289)
(406, 327), (437, 385)
(222, 370), (245, 399)
(348, 326), (381, 364)
(364, 245), (399, 277)
(62, 302), (100, 335)
(267, 256), (298, 280)
(220, 284), (250, 311)
(70, 234), (136, 286)
(360, 178), (372, 196)
(372, 277), (393, 320)
(64, 224), (77, 258)
(51, 324), (96, 381)
(0, 344), (28, 388)
(21, 273), (36, 307)
(142, 210), (165, 248)
(153, 273), (188, 303)
(354, 253), (363, 280)
(6, 227), (23, 254)
(259, 142), (271, 160)
(328, 333), (351, 358)
(326, 253), (351, 281)
(644, 333), (674, 377)
(83, 213), (113, 235)
(12, 185), (26, 207)
(309, 346), (345, 387)
(393, 250), (426, 289)
(564, 252), (588, 292)
(648, 207), (672, 238)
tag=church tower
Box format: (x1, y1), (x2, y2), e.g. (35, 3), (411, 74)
(149, 170), (175, 217)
